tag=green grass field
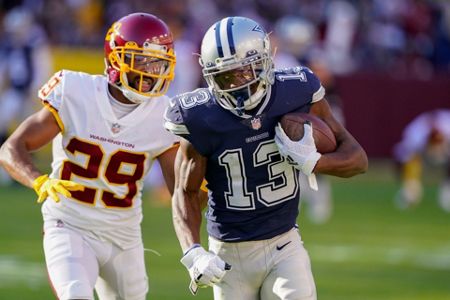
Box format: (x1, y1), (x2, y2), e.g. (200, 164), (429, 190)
(0, 160), (449, 299)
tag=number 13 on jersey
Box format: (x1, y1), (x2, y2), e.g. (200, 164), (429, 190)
(219, 140), (298, 210)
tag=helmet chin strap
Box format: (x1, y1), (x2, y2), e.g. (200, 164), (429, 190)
(119, 75), (148, 103)
(229, 81), (266, 114)
(244, 87), (265, 109)
(120, 73), (160, 104)
(236, 96), (245, 116)
(121, 87), (149, 104)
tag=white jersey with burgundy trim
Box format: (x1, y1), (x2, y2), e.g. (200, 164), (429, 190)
(394, 109), (450, 163)
(38, 70), (178, 248)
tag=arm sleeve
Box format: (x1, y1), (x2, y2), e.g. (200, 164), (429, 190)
(164, 96), (213, 156)
(151, 97), (180, 158)
(38, 70), (65, 110)
(304, 67), (325, 103)
(164, 98), (190, 136)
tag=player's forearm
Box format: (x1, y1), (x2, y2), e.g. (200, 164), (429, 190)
(315, 142), (368, 177)
(172, 188), (203, 253)
(0, 138), (41, 188)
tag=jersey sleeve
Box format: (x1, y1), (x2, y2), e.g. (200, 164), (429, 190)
(303, 67), (326, 103)
(164, 91), (214, 156)
(38, 70), (64, 109)
(150, 97), (180, 158)
(164, 97), (190, 136)
(38, 70), (65, 131)
(273, 66), (326, 113)
(274, 66), (325, 105)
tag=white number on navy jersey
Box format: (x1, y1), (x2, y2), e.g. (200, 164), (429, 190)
(219, 140), (298, 210)
(179, 90), (210, 109)
(219, 149), (255, 210)
(254, 141), (298, 206)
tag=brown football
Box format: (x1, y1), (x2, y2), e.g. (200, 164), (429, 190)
(280, 112), (337, 153)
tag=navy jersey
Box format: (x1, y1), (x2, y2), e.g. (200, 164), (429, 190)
(165, 66), (325, 242)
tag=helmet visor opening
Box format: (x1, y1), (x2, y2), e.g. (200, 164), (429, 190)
(124, 52), (170, 77)
(213, 65), (257, 90)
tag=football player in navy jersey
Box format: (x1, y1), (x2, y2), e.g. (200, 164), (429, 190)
(164, 16), (368, 300)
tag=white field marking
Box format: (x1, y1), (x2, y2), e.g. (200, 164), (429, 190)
(307, 243), (450, 270)
(0, 255), (47, 288)
(1, 243), (449, 288)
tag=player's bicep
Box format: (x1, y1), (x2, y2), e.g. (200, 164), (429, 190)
(176, 138), (207, 194)
(8, 107), (61, 152)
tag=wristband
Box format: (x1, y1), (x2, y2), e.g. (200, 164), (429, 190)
(183, 243), (201, 256)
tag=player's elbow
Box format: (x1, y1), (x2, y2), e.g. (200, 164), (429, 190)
(360, 152), (369, 174)
(0, 139), (11, 168)
(343, 149), (369, 177)
(0, 146), (5, 169)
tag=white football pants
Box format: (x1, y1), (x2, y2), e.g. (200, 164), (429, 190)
(209, 227), (317, 300)
(43, 219), (148, 300)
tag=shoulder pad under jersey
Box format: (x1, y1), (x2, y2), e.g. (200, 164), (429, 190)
(164, 88), (213, 136)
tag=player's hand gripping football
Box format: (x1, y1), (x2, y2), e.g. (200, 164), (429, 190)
(32, 174), (84, 203)
(181, 245), (231, 295)
(275, 122), (321, 176)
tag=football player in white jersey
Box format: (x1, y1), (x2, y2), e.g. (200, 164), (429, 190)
(393, 109), (450, 211)
(0, 13), (178, 300)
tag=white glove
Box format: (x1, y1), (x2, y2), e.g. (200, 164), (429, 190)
(181, 245), (231, 295)
(275, 122), (321, 176)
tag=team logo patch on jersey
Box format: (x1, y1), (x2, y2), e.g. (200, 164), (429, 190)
(111, 123), (121, 134)
(251, 117), (262, 130)
(241, 114), (265, 131)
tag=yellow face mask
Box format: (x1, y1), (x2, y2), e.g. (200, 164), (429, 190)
(108, 41), (176, 98)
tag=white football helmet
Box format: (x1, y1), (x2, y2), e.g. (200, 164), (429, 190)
(199, 17), (274, 116)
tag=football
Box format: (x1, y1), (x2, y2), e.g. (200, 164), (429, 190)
(280, 112), (337, 153)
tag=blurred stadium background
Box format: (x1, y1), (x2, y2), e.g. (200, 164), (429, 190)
(0, 0), (449, 299)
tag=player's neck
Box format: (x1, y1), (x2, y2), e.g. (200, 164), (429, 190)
(108, 84), (136, 105)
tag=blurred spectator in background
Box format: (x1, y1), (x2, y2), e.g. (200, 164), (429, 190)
(2, 0), (450, 77)
(393, 109), (450, 211)
(272, 15), (317, 68)
(0, 6), (51, 185)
